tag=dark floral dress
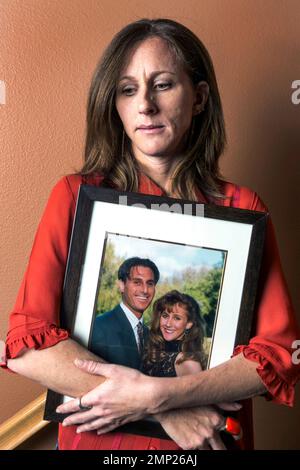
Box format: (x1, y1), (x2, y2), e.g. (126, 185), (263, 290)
(142, 340), (182, 377)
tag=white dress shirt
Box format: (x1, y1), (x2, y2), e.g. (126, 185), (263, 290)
(120, 302), (143, 348)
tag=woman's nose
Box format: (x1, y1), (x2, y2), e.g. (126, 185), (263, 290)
(138, 89), (157, 115)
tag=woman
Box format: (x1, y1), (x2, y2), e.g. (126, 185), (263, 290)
(142, 291), (205, 378)
(3, 18), (299, 450)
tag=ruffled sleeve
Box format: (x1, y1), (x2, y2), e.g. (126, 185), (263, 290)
(232, 187), (300, 406)
(1, 175), (82, 368)
(3, 320), (69, 365)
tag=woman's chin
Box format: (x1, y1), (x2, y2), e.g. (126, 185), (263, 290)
(133, 141), (178, 160)
(138, 148), (172, 159)
(162, 332), (179, 342)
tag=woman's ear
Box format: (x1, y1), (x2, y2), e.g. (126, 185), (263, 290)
(193, 81), (209, 116)
(186, 321), (193, 331)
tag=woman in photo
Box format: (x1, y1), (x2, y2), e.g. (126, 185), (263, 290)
(142, 290), (205, 378)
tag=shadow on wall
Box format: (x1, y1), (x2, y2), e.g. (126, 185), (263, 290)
(225, 41), (300, 315)
(15, 422), (58, 450)
(221, 39), (300, 450)
(248, 45), (300, 450)
(253, 388), (300, 450)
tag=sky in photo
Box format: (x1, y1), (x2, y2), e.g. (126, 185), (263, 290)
(106, 233), (225, 280)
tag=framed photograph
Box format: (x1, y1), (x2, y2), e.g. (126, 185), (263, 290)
(44, 185), (268, 439)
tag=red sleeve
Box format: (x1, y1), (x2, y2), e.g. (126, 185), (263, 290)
(1, 176), (81, 368)
(232, 187), (300, 406)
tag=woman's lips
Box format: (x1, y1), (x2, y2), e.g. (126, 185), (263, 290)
(137, 126), (165, 134)
(163, 328), (175, 334)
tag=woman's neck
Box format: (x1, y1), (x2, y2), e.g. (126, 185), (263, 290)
(135, 153), (181, 196)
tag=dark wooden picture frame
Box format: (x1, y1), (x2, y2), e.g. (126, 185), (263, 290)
(44, 185), (268, 439)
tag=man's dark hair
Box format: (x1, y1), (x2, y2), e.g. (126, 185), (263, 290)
(118, 257), (160, 284)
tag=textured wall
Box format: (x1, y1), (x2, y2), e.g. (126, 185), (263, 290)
(0, 0), (299, 449)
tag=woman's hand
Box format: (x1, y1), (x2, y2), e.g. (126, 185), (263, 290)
(56, 359), (160, 433)
(56, 359), (242, 445)
(157, 402), (242, 450)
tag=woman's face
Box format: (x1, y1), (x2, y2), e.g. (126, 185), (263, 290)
(159, 303), (193, 342)
(115, 37), (206, 162)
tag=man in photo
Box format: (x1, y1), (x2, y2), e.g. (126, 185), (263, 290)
(90, 257), (160, 369)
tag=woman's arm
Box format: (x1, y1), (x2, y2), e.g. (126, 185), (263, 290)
(156, 353), (266, 413)
(157, 355), (232, 450)
(5, 177), (108, 399)
(175, 354), (203, 376)
(7, 338), (106, 397)
(145, 352), (266, 413)
(56, 353), (265, 425)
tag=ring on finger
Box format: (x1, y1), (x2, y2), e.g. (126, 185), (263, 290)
(78, 396), (93, 411)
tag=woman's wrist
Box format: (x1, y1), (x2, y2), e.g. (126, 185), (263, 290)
(146, 376), (179, 415)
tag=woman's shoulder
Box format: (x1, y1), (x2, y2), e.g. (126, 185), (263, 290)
(52, 173), (105, 201)
(175, 356), (203, 375)
(218, 179), (269, 212)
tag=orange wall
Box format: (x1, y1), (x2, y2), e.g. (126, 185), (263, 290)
(0, 0), (299, 449)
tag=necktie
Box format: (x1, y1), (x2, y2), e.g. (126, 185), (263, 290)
(137, 321), (144, 354)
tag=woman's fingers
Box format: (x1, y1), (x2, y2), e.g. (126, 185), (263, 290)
(216, 402), (242, 411)
(208, 433), (227, 450)
(76, 417), (117, 433)
(197, 442), (211, 450)
(62, 408), (98, 427)
(56, 398), (80, 414)
(74, 359), (111, 376)
(59, 362), (150, 423)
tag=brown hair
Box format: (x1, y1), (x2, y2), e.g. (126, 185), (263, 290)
(79, 18), (226, 201)
(144, 290), (206, 369)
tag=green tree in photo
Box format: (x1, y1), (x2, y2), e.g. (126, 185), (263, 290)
(190, 267), (223, 336)
(96, 240), (125, 314)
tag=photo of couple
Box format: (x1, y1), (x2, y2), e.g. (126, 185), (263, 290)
(89, 233), (226, 379)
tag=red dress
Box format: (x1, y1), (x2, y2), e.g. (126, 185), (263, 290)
(2, 173), (300, 450)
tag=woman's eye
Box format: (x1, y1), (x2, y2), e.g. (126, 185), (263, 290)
(121, 87), (136, 96)
(154, 82), (172, 90)
(119, 82), (172, 95)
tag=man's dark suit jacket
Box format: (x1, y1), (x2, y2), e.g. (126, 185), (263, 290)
(90, 304), (149, 369)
